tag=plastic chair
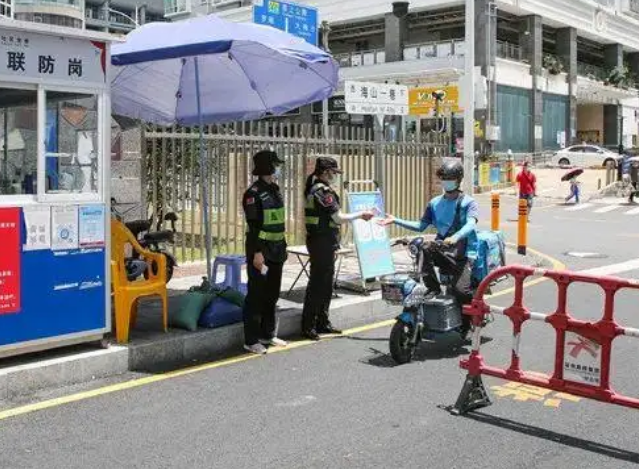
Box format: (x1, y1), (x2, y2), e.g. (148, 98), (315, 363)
(211, 254), (247, 294)
(110, 218), (168, 344)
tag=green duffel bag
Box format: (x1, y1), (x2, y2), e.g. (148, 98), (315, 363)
(169, 291), (214, 332)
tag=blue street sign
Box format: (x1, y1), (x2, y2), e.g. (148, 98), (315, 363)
(253, 0), (319, 47)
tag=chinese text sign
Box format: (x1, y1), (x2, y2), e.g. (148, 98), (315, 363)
(348, 192), (395, 279)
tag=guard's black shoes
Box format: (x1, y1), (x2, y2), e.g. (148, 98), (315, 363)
(317, 325), (342, 335)
(302, 329), (321, 341)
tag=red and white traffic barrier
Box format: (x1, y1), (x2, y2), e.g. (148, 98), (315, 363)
(451, 265), (639, 414)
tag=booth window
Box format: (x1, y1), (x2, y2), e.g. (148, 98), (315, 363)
(45, 91), (99, 195)
(0, 87), (38, 196)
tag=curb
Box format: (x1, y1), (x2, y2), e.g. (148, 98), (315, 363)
(474, 182), (514, 194)
(0, 294), (394, 400)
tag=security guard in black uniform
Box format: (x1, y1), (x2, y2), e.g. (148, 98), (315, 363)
(242, 150), (288, 355)
(302, 157), (374, 341)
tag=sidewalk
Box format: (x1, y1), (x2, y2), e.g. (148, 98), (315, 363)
(0, 244), (551, 401)
(495, 167), (609, 202)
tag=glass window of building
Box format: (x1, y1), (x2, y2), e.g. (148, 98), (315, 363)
(0, 87), (37, 196)
(45, 91), (99, 195)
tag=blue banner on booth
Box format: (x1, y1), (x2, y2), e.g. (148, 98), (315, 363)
(0, 205), (107, 347)
(347, 191), (395, 279)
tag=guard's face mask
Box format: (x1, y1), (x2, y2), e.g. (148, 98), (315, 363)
(273, 166), (282, 179)
(442, 180), (459, 192)
(328, 171), (341, 187)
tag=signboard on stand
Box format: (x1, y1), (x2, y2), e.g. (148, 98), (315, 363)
(252, 0), (318, 46)
(347, 191), (395, 279)
(344, 80), (409, 116)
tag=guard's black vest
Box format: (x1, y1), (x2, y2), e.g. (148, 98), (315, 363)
(247, 181), (287, 263)
(305, 182), (340, 243)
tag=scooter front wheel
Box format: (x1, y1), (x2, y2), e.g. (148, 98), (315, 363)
(389, 320), (417, 364)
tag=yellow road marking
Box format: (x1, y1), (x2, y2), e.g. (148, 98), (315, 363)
(0, 246), (565, 422)
(491, 382), (581, 408)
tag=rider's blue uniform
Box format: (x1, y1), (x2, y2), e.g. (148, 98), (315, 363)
(395, 193), (479, 258)
(393, 192), (479, 335)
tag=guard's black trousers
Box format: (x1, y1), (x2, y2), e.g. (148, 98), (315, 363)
(242, 258), (283, 345)
(421, 244), (474, 331)
(301, 236), (336, 332)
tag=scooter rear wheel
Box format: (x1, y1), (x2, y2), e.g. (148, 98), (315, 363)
(144, 256), (175, 283)
(389, 321), (416, 364)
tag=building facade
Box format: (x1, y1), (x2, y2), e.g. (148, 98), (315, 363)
(10, 0), (164, 34)
(207, 0), (639, 153)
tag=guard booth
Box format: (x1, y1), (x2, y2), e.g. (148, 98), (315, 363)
(0, 22), (113, 357)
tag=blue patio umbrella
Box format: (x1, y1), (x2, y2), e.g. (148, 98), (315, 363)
(111, 14), (339, 280)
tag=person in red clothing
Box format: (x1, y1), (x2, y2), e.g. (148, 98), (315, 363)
(516, 161), (537, 217)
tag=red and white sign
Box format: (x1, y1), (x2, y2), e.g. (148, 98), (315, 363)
(0, 207), (21, 314)
(564, 331), (601, 385)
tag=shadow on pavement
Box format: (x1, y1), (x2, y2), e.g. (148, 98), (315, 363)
(464, 412), (639, 464)
(357, 335), (494, 369)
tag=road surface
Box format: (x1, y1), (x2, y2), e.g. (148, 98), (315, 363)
(1, 193), (639, 469)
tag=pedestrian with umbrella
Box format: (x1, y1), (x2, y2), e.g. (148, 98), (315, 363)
(562, 168), (583, 204)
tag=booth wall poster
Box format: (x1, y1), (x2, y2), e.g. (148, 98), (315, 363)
(0, 22), (113, 357)
(347, 191), (395, 280)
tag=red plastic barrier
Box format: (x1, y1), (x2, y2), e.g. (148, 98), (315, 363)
(451, 265), (639, 414)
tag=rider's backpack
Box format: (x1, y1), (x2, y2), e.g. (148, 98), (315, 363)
(472, 230), (506, 284)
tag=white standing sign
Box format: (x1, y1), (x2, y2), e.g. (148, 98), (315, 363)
(344, 80), (409, 116)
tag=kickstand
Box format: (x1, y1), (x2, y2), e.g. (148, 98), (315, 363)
(448, 374), (492, 416)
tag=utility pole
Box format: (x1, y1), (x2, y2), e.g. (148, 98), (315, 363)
(321, 20), (331, 139)
(462, 0), (475, 194)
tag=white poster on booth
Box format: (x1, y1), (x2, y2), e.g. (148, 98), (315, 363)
(563, 331), (601, 386)
(52, 205), (79, 251)
(79, 205), (105, 248)
(23, 205), (51, 251)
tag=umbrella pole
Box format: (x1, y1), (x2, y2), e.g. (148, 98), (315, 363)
(194, 57), (213, 283)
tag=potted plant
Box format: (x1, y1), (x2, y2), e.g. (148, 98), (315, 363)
(543, 54), (564, 75)
(606, 65), (629, 88)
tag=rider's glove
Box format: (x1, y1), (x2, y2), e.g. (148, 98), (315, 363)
(443, 236), (458, 246)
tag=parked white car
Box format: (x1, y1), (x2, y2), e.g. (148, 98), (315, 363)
(551, 145), (621, 168)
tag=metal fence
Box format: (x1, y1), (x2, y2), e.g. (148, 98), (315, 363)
(142, 123), (449, 262)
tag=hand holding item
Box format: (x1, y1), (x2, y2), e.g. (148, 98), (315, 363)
(377, 214), (396, 226)
(360, 210), (375, 221)
(253, 252), (265, 271)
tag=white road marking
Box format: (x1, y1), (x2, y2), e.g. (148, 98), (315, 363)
(580, 258), (639, 276)
(565, 203), (593, 211)
(594, 205), (622, 213)
(624, 207), (639, 215)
